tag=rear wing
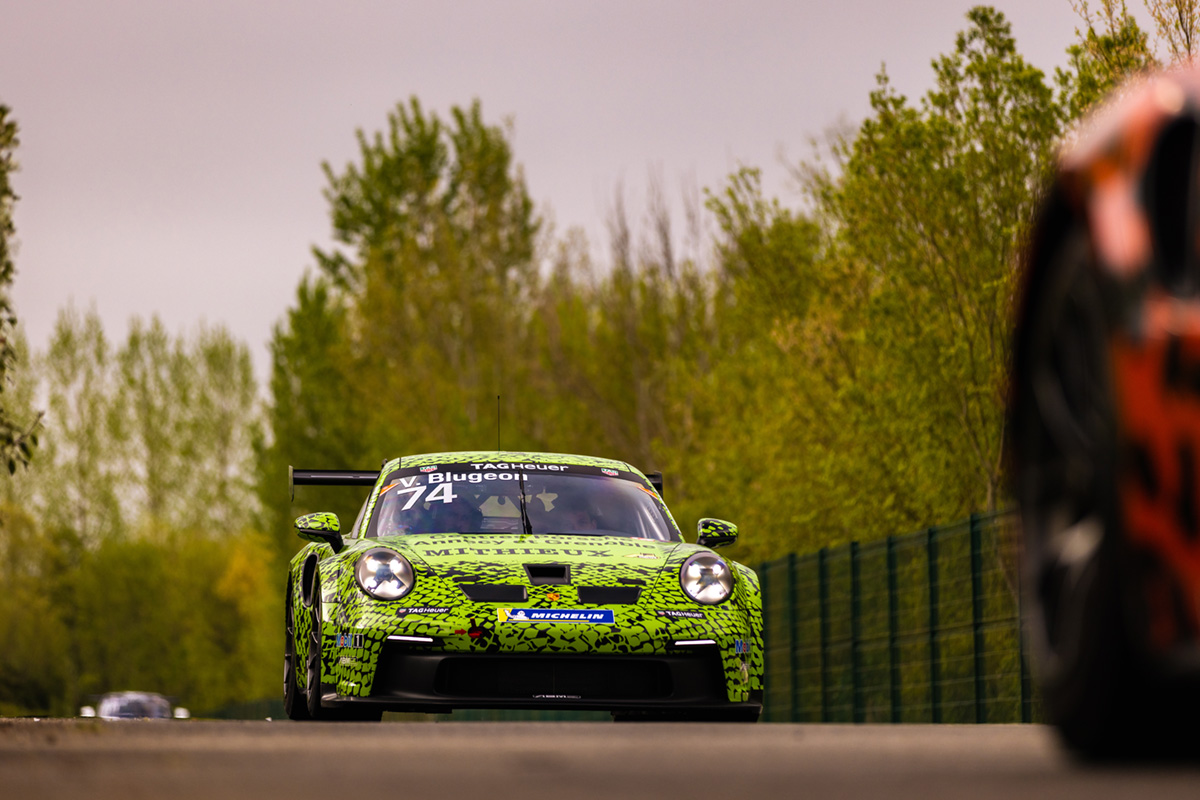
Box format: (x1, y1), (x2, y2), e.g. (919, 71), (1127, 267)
(289, 464), (662, 499)
(290, 466), (380, 501)
(644, 471), (663, 498)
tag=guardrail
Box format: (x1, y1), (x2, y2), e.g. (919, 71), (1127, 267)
(756, 510), (1038, 723)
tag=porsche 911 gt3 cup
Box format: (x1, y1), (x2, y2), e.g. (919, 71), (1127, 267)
(284, 451), (763, 721)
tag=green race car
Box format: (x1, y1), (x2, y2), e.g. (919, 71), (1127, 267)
(284, 451), (763, 721)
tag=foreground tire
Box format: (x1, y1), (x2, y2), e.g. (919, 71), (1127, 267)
(1012, 223), (1140, 757)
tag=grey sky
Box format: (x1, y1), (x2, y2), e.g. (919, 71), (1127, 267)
(3, 1), (1103, 380)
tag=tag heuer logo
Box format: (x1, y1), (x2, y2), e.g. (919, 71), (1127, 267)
(420, 466), (438, 473)
(602, 469), (618, 476)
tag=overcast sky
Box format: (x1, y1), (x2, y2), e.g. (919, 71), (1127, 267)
(2, 1), (1115, 380)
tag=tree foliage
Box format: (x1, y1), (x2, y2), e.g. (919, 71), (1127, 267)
(0, 310), (270, 716)
(0, 105), (40, 474)
(1145, 0), (1200, 60)
(3, 5), (1168, 715)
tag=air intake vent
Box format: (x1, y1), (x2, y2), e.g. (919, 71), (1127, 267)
(460, 584), (527, 603)
(577, 586), (642, 605)
(525, 564), (571, 585)
(436, 656), (671, 699)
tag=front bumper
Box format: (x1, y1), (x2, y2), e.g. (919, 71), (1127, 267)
(322, 639), (760, 715)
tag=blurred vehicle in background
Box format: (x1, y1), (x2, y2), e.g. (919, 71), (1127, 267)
(1010, 67), (1200, 758)
(79, 691), (189, 720)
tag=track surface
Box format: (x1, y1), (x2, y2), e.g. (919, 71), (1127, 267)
(2, 719), (1198, 799)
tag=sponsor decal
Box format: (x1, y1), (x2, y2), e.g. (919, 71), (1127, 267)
(396, 606), (451, 616)
(625, 553), (658, 560)
(739, 662), (750, 684)
(601, 468), (618, 477)
(420, 465), (438, 473)
(471, 463), (570, 472)
(338, 656), (359, 666)
(534, 694), (581, 699)
(734, 639), (752, 655)
(498, 608), (615, 624)
(656, 609), (705, 620)
(546, 592), (561, 602)
(422, 547), (611, 557)
(337, 633), (365, 648)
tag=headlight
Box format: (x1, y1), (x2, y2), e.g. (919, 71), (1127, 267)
(680, 552), (733, 605)
(355, 548), (415, 600)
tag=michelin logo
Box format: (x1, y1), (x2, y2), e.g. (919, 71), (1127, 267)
(498, 608), (615, 624)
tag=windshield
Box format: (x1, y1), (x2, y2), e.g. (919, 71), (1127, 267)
(365, 463), (680, 542)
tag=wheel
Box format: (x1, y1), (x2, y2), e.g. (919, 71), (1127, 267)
(1012, 224), (1139, 756)
(283, 585), (311, 721)
(304, 576), (382, 722)
(305, 586), (328, 719)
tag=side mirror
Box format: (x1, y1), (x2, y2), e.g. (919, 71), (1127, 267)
(697, 518), (738, 549)
(296, 512), (343, 553)
(79, 706), (96, 718)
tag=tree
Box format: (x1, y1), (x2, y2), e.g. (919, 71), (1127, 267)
(318, 98), (539, 449)
(35, 306), (124, 546)
(0, 308), (272, 715)
(0, 104), (40, 474)
(1145, 0), (1200, 60)
(113, 317), (258, 533)
(260, 98), (543, 556)
(1060, 1), (1157, 120)
(688, 7), (1073, 558)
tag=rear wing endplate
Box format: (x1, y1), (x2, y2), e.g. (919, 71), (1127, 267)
(644, 471), (663, 498)
(290, 466), (380, 501)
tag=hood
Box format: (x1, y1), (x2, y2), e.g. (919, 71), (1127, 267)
(377, 532), (682, 585)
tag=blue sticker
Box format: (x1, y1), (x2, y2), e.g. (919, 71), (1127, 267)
(734, 639), (752, 655)
(498, 608), (615, 624)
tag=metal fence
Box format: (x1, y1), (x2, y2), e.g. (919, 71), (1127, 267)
(756, 510), (1037, 723)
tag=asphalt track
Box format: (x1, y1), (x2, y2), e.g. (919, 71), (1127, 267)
(2, 719), (1199, 799)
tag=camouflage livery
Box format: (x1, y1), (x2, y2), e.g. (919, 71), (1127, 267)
(286, 451), (763, 721)
(698, 518), (738, 548)
(295, 512), (341, 545)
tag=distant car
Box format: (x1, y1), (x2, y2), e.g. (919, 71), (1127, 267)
(1010, 68), (1200, 757)
(284, 451), (763, 721)
(79, 691), (190, 720)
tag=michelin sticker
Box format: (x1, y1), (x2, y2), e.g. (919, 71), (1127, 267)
(499, 608), (615, 624)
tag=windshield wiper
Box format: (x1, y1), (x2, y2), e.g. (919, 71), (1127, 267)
(517, 473), (533, 537)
